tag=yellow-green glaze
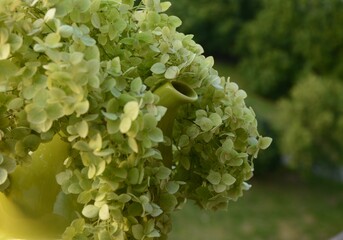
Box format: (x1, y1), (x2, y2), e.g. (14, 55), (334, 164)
(0, 134), (71, 239)
(154, 81), (198, 167)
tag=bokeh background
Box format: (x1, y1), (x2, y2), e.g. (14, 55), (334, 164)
(167, 0), (343, 239)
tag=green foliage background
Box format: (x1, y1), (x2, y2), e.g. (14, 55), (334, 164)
(276, 75), (343, 172)
(169, 0), (261, 61)
(171, 0), (343, 98)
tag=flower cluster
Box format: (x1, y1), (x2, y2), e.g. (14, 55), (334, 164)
(0, 0), (271, 239)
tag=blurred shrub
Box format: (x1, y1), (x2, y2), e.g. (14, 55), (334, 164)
(294, 0), (343, 77)
(237, 0), (343, 99)
(237, 0), (307, 99)
(168, 0), (262, 61)
(275, 75), (343, 172)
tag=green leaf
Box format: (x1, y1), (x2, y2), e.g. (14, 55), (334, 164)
(25, 105), (48, 124)
(119, 116), (132, 133)
(22, 134), (41, 152)
(178, 135), (189, 148)
(164, 66), (179, 79)
(127, 167), (140, 184)
(128, 137), (138, 153)
(209, 113), (222, 127)
(45, 32), (61, 46)
(136, 32), (153, 43)
(236, 89), (247, 99)
(77, 191), (92, 204)
(106, 98), (120, 113)
(150, 204), (163, 217)
(117, 194), (131, 203)
(3, 157), (16, 174)
(143, 113), (157, 129)
(172, 40), (183, 51)
(207, 171), (221, 185)
(59, 25), (74, 38)
(186, 125), (200, 139)
(102, 111), (118, 121)
(0, 28), (9, 43)
(113, 168), (127, 179)
(75, 100), (89, 116)
(131, 78), (143, 93)
(75, 120), (88, 138)
(148, 128), (163, 142)
(124, 101), (139, 120)
(259, 137), (272, 150)
(56, 171), (72, 185)
(73, 140), (92, 151)
(68, 183), (82, 194)
(82, 204), (99, 218)
(7, 98), (24, 110)
(98, 230), (112, 240)
(99, 204), (110, 220)
(81, 35), (96, 46)
(70, 52), (84, 65)
(46, 103), (64, 120)
(0, 168), (8, 185)
(151, 62), (166, 74)
(168, 16), (182, 28)
(160, 2), (172, 12)
(91, 13), (101, 29)
(70, 218), (86, 233)
(8, 34), (23, 52)
(166, 181), (179, 194)
(132, 224), (144, 240)
(44, 8), (56, 21)
(196, 110), (208, 118)
(0, 43), (10, 60)
(159, 193), (177, 213)
(195, 117), (213, 132)
(107, 120), (120, 134)
(227, 157), (243, 166)
(131, 205), (146, 219)
(88, 164), (96, 178)
(0, 60), (18, 79)
(223, 138), (234, 150)
(156, 166), (171, 180)
(160, 54), (169, 63)
(221, 173), (236, 186)
(96, 159), (106, 175)
(89, 133), (102, 151)
(179, 155), (190, 170)
(74, 0), (91, 13)
(213, 184), (226, 193)
(248, 137), (258, 146)
(147, 229), (160, 238)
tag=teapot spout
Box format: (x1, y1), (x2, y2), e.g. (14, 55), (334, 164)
(153, 81), (198, 167)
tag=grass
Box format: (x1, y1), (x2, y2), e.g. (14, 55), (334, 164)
(170, 170), (343, 240)
(168, 61), (343, 239)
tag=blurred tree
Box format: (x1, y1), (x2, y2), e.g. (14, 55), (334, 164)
(275, 74), (343, 174)
(294, 0), (343, 78)
(237, 0), (343, 99)
(168, 0), (262, 62)
(237, 0), (305, 99)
